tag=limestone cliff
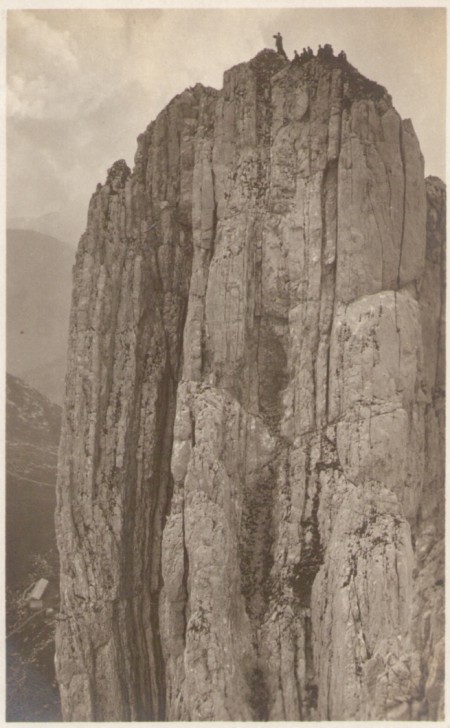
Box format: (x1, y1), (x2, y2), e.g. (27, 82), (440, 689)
(55, 49), (445, 721)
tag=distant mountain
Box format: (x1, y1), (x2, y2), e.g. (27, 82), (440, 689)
(7, 228), (74, 404)
(6, 373), (62, 721)
(6, 372), (60, 608)
(8, 203), (86, 248)
(6, 372), (61, 485)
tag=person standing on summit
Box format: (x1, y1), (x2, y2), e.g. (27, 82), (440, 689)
(273, 32), (287, 59)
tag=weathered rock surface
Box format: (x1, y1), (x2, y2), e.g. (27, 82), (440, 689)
(56, 49), (445, 721)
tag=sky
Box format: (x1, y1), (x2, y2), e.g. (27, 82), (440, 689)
(6, 4), (446, 246)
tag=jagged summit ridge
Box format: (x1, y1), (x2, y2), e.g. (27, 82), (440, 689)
(56, 47), (444, 721)
(100, 47), (391, 194)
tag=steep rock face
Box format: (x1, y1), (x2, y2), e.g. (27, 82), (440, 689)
(56, 50), (445, 721)
(55, 84), (217, 720)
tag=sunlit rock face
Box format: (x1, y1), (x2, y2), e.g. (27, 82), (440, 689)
(55, 48), (445, 721)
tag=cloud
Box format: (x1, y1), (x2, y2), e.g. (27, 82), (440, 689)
(9, 10), (78, 73)
(6, 7), (446, 235)
(7, 10), (130, 122)
(8, 12), (77, 119)
(7, 76), (149, 225)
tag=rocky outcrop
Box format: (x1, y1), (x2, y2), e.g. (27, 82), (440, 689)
(55, 48), (445, 721)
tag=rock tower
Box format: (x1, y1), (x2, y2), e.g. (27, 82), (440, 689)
(55, 49), (445, 721)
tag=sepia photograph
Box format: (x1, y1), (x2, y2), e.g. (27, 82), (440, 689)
(5, 2), (446, 722)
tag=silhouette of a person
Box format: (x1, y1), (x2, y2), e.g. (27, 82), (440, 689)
(273, 32), (287, 59)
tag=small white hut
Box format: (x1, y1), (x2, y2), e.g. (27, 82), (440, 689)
(25, 578), (49, 610)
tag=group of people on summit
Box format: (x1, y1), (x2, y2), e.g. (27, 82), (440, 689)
(273, 33), (347, 64)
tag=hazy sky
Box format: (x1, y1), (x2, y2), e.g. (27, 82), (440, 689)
(6, 5), (446, 245)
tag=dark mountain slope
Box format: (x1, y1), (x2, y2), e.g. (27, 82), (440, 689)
(6, 374), (62, 721)
(7, 228), (74, 404)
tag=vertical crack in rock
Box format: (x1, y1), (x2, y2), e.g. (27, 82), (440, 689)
(56, 49), (445, 722)
(292, 448), (323, 607)
(319, 158), (338, 425)
(254, 51), (290, 433)
(240, 467), (276, 624)
(397, 120), (408, 287)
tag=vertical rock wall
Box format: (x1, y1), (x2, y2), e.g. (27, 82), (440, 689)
(55, 84), (217, 720)
(56, 50), (445, 721)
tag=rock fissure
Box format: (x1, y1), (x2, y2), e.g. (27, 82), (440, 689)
(397, 120), (408, 287)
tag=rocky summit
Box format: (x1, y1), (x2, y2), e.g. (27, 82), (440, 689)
(55, 48), (445, 721)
